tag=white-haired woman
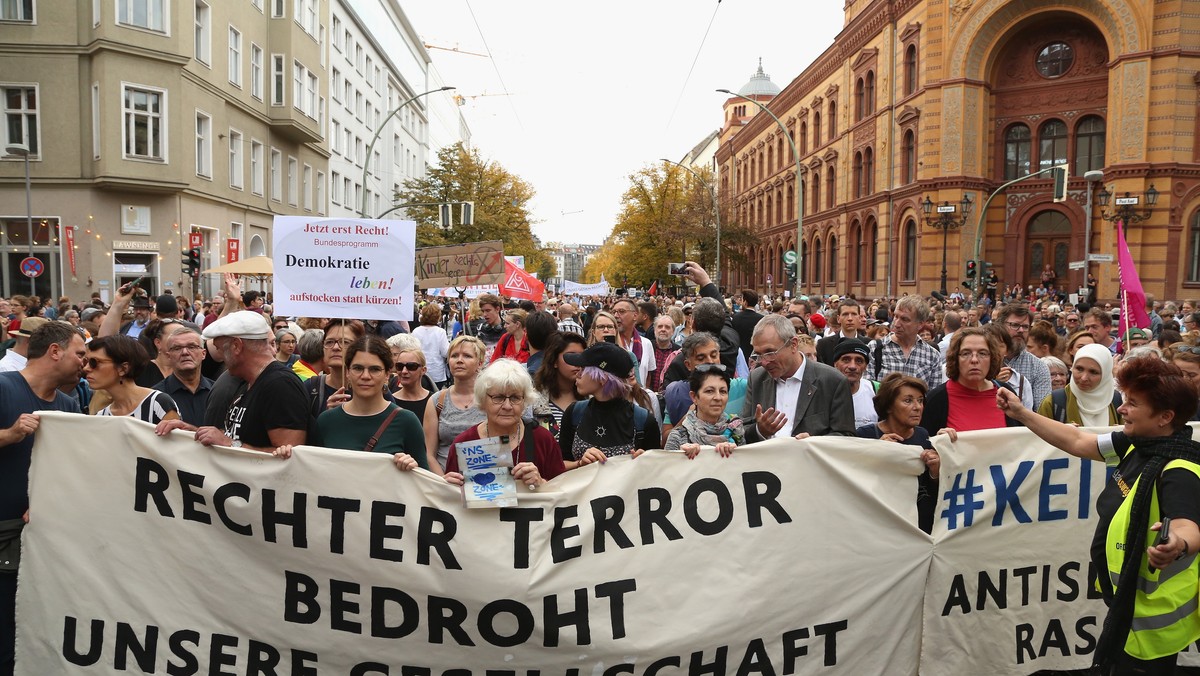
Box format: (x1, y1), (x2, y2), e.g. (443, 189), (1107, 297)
(442, 358), (564, 489)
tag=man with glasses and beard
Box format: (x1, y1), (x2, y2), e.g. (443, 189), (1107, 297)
(152, 328), (213, 429)
(994, 304), (1052, 409)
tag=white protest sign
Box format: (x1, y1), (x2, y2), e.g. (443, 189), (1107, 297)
(272, 216), (416, 320)
(18, 416), (928, 675)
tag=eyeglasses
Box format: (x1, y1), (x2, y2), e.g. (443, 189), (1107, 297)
(750, 342), (791, 363)
(487, 393), (525, 406)
(324, 339), (354, 348)
(958, 350), (992, 361)
(1003, 322), (1031, 332)
(694, 363), (727, 373)
(168, 344), (205, 353)
(593, 324), (616, 331)
(396, 362), (422, 371)
(86, 357), (113, 369)
(348, 364), (386, 375)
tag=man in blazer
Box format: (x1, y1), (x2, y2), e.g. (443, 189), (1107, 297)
(742, 314), (855, 441)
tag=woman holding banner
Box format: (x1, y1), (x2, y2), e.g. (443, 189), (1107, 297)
(997, 357), (1200, 674)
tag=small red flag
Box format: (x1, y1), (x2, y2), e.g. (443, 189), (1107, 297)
(647, 280), (658, 296)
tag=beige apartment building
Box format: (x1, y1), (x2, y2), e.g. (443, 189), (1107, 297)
(0, 0), (327, 303)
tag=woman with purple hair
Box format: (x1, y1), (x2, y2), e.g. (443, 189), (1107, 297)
(558, 342), (662, 469)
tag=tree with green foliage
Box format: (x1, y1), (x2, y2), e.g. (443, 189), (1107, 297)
(395, 142), (552, 274)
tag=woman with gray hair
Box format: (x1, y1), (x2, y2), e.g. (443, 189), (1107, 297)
(442, 358), (564, 489)
(292, 328), (325, 381)
(273, 328), (299, 367)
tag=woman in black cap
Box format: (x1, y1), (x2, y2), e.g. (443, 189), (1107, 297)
(558, 342), (661, 468)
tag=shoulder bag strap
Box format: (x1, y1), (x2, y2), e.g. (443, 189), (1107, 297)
(363, 406), (403, 452)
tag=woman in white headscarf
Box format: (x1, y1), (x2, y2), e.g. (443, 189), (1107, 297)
(1036, 343), (1121, 425)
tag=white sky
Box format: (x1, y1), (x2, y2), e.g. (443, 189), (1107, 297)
(403, 1), (846, 246)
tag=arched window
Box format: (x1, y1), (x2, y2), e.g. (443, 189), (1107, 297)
(902, 130), (917, 184)
(766, 195), (774, 225)
(1005, 124), (1032, 180)
(826, 165), (836, 209)
(757, 198), (764, 226)
(813, 112), (822, 149)
(855, 78), (865, 121)
(758, 152), (766, 179)
(827, 234), (837, 283)
(1039, 120), (1068, 170)
(868, 219), (878, 282)
(813, 236), (823, 285)
(775, 193), (783, 223)
(903, 219), (917, 281)
(865, 71), (875, 114)
(904, 45), (918, 96)
(1075, 116), (1106, 174)
(863, 147), (874, 195)
(1189, 211), (1200, 283)
(812, 171), (821, 214)
(851, 222), (863, 281)
(767, 145), (774, 173)
(800, 121), (808, 155)
(786, 184), (794, 221)
(828, 100), (837, 139)
(777, 137), (785, 170)
(853, 152), (864, 198)
(800, 240), (808, 283)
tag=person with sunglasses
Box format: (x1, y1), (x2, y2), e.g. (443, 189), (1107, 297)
(442, 359), (564, 489)
(387, 336), (434, 422)
(275, 336), (426, 470)
(663, 363), (744, 458)
(88, 335), (179, 424)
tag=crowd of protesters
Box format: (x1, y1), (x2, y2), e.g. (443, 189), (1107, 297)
(5, 263), (1200, 674)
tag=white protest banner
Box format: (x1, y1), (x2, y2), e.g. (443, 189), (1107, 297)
(563, 279), (610, 295)
(273, 216), (416, 320)
(18, 415), (929, 675)
(424, 285), (499, 299)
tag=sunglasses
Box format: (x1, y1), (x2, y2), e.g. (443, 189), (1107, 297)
(86, 357), (113, 369)
(396, 362), (422, 371)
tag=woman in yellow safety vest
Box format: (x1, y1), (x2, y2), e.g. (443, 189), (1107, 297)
(997, 356), (1200, 675)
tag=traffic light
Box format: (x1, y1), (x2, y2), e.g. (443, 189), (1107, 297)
(182, 247), (201, 278)
(460, 201), (474, 226)
(965, 260), (977, 278)
(1052, 165), (1069, 203)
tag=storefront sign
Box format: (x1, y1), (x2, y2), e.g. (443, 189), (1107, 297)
(227, 238), (240, 263)
(112, 240), (161, 251)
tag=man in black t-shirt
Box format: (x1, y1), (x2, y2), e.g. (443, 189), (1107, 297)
(195, 311), (309, 453)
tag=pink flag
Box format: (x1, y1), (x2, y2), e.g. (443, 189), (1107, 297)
(1116, 222), (1151, 335)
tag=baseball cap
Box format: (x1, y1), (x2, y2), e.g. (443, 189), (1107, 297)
(563, 342), (635, 378)
(832, 338), (870, 362)
(1122, 327), (1149, 343)
(201, 310), (272, 340)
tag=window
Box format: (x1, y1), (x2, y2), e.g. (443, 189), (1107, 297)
(316, 171), (325, 215)
(826, 165), (835, 209)
(269, 148), (281, 201)
(332, 17), (342, 50)
(800, 121), (808, 155)
(122, 85), (164, 160)
(1039, 120), (1068, 171)
(863, 147), (874, 195)
(118, 0), (165, 32)
(365, 101), (374, 130)
(786, 184), (794, 221)
(271, 0), (283, 18)
(854, 78), (865, 121)
(828, 101), (837, 139)
(902, 130), (917, 184)
(903, 220), (917, 281)
(195, 111), (211, 177)
(302, 164), (312, 211)
(851, 223), (863, 281)
(868, 220), (878, 282)
(812, 112), (822, 149)
(813, 237), (823, 285)
(287, 156), (297, 206)
(777, 137), (785, 170)
(250, 140), (263, 195)
(1189, 211), (1200, 283)
(194, 1), (210, 65)
(90, 83), (99, 159)
(827, 235), (837, 284)
(250, 44), (263, 99)
(331, 170), (341, 205)
(354, 90), (362, 119)
(228, 26), (242, 86)
(304, 0), (316, 35)
(331, 120), (341, 153)
(355, 44), (363, 73)
(228, 129), (243, 189)
(865, 72), (875, 113)
(292, 61), (303, 109)
(331, 68), (341, 102)
(1004, 124), (1031, 180)
(251, 0), (262, 11)
(271, 54), (284, 106)
(853, 152), (864, 198)
(306, 72), (317, 119)
(1, 0), (33, 21)
(811, 172), (820, 214)
(3, 86), (39, 155)
(1036, 42), (1074, 79)
(904, 45), (918, 96)
(1075, 116), (1106, 174)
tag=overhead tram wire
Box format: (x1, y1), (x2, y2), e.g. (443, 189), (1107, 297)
(663, 0), (723, 134)
(464, 0), (523, 132)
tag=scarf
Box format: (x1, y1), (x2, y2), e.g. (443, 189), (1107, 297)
(1070, 344), (1115, 428)
(1094, 428), (1200, 671)
(678, 409), (746, 447)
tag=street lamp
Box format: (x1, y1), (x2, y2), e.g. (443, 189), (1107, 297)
(922, 194), (973, 296)
(660, 158), (721, 288)
(359, 86), (454, 217)
(5, 142), (34, 294)
(716, 88), (804, 293)
(1096, 184), (1157, 226)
